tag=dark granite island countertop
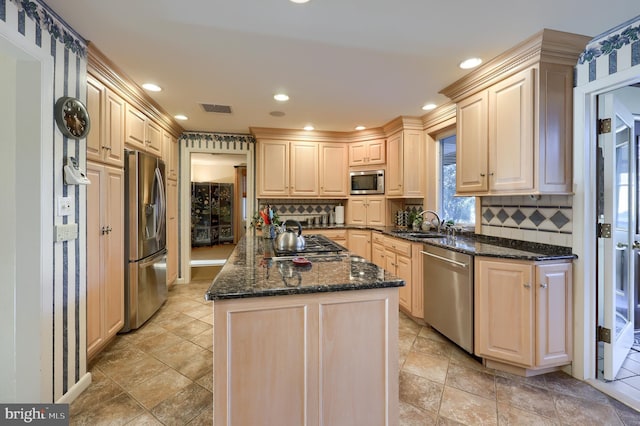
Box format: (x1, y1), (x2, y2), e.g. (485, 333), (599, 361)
(205, 233), (405, 301)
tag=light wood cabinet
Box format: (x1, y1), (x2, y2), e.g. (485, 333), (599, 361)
(378, 234), (422, 316)
(213, 288), (399, 425)
(442, 30), (588, 196)
(474, 257), (572, 375)
(86, 161), (124, 360)
(257, 140), (324, 197)
(386, 129), (425, 197)
(319, 142), (348, 196)
(86, 75), (125, 167)
(125, 104), (163, 157)
(349, 139), (386, 166)
(347, 229), (371, 261)
(166, 179), (178, 286)
(162, 131), (178, 181)
(347, 196), (385, 226)
(371, 232), (386, 268)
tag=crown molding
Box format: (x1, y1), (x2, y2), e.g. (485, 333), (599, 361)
(421, 102), (456, 133)
(440, 29), (591, 102)
(249, 126), (387, 143)
(87, 43), (184, 137)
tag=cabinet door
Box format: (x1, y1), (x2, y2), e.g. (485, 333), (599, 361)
(348, 230), (371, 261)
(103, 166), (124, 337)
(86, 163), (104, 357)
(319, 143), (348, 196)
(411, 244), (424, 318)
(367, 139), (386, 164)
(386, 132), (403, 196)
(488, 68), (534, 192)
(366, 197), (386, 226)
(125, 104), (146, 150)
(347, 198), (367, 226)
(402, 130), (424, 197)
(146, 120), (163, 157)
(536, 262), (572, 366)
(457, 92), (488, 193)
(372, 242), (386, 269)
(474, 258), (534, 366)
(166, 179), (178, 285)
(104, 90), (125, 167)
(257, 140), (289, 196)
(163, 132), (178, 181)
(395, 253), (412, 313)
(86, 77), (104, 163)
(349, 142), (368, 166)
(290, 142), (318, 196)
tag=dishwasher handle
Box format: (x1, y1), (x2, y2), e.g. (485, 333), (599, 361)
(420, 250), (468, 269)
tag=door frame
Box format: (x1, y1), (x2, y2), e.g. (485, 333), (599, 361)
(574, 66), (640, 406)
(178, 137), (255, 284)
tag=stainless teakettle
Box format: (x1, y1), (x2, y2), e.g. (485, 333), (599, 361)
(275, 219), (305, 251)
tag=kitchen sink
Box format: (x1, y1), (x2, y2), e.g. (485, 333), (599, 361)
(395, 231), (446, 239)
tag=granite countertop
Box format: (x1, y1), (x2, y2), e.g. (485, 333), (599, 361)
(205, 233), (404, 301)
(303, 224), (576, 261)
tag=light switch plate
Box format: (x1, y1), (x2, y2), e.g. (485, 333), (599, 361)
(54, 223), (78, 242)
(58, 196), (73, 216)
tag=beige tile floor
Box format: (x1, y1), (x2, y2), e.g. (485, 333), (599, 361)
(71, 277), (640, 425)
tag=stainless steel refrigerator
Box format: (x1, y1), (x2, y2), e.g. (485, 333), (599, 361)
(122, 150), (167, 332)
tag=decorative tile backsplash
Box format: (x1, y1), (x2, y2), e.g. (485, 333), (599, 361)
(480, 195), (573, 247)
(257, 199), (343, 223)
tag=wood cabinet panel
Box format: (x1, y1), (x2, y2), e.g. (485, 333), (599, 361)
(457, 92), (489, 193)
(348, 229), (371, 261)
(86, 162), (124, 359)
(166, 179), (178, 286)
(257, 140), (289, 197)
(290, 142), (318, 196)
(125, 104), (146, 150)
(536, 262), (572, 366)
(163, 131), (178, 181)
(349, 139), (386, 166)
(319, 143), (348, 196)
(87, 75), (125, 167)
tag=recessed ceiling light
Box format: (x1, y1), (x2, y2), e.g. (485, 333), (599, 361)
(459, 58), (482, 69)
(355, 125), (366, 131)
(290, 0), (310, 3)
(174, 114), (188, 121)
(274, 93), (289, 101)
(142, 83), (162, 92)
(421, 103), (437, 111)
(303, 125), (314, 131)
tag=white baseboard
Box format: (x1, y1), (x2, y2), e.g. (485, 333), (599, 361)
(56, 372), (92, 404)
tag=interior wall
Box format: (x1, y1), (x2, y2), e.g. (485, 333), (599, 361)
(191, 162), (235, 183)
(0, 0), (89, 402)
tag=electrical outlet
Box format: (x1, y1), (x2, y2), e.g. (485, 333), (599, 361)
(58, 196), (73, 216)
(54, 223), (78, 242)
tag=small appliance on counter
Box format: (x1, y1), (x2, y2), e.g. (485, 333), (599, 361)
(335, 205), (344, 224)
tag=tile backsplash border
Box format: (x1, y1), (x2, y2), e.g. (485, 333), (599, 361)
(480, 195), (573, 247)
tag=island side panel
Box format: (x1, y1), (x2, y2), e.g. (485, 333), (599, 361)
(213, 288), (399, 426)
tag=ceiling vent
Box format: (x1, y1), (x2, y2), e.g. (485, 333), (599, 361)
(201, 103), (232, 114)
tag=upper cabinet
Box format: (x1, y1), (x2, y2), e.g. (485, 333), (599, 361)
(349, 139), (386, 166)
(385, 120), (425, 198)
(255, 134), (349, 198)
(440, 29), (590, 196)
(125, 104), (163, 157)
(163, 131), (178, 181)
(86, 75), (125, 167)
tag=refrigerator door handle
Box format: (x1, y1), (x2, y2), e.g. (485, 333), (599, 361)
(154, 167), (166, 239)
(137, 249), (167, 268)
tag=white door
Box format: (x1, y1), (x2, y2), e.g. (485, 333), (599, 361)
(598, 92), (636, 380)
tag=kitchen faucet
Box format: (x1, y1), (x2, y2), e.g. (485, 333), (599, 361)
(419, 210), (441, 232)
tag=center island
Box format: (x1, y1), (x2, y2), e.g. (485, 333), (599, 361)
(205, 232), (404, 426)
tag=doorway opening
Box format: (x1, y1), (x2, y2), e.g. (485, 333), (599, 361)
(0, 35), (54, 401)
(595, 85), (640, 406)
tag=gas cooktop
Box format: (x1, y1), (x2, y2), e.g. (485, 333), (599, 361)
(270, 234), (347, 259)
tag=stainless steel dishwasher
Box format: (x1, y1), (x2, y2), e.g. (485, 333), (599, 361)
(421, 244), (474, 353)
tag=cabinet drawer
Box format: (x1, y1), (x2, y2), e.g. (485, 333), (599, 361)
(372, 232), (385, 245)
(383, 236), (412, 257)
(312, 229), (347, 241)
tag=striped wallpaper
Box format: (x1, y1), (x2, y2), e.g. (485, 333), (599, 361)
(1, 0), (88, 402)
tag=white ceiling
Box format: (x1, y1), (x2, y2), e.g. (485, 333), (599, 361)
(45, 0), (640, 134)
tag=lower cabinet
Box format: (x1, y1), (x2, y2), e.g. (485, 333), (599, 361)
(86, 162), (124, 359)
(372, 233), (423, 318)
(474, 257), (572, 375)
(213, 289), (399, 425)
(347, 229), (371, 261)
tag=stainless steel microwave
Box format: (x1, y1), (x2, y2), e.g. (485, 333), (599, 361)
(350, 170), (384, 195)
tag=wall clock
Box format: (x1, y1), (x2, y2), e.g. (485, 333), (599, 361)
(54, 96), (91, 139)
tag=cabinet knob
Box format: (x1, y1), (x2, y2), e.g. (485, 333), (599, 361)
(523, 283), (531, 289)
(480, 173), (486, 177)
(489, 172), (495, 176)
(540, 283), (548, 289)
